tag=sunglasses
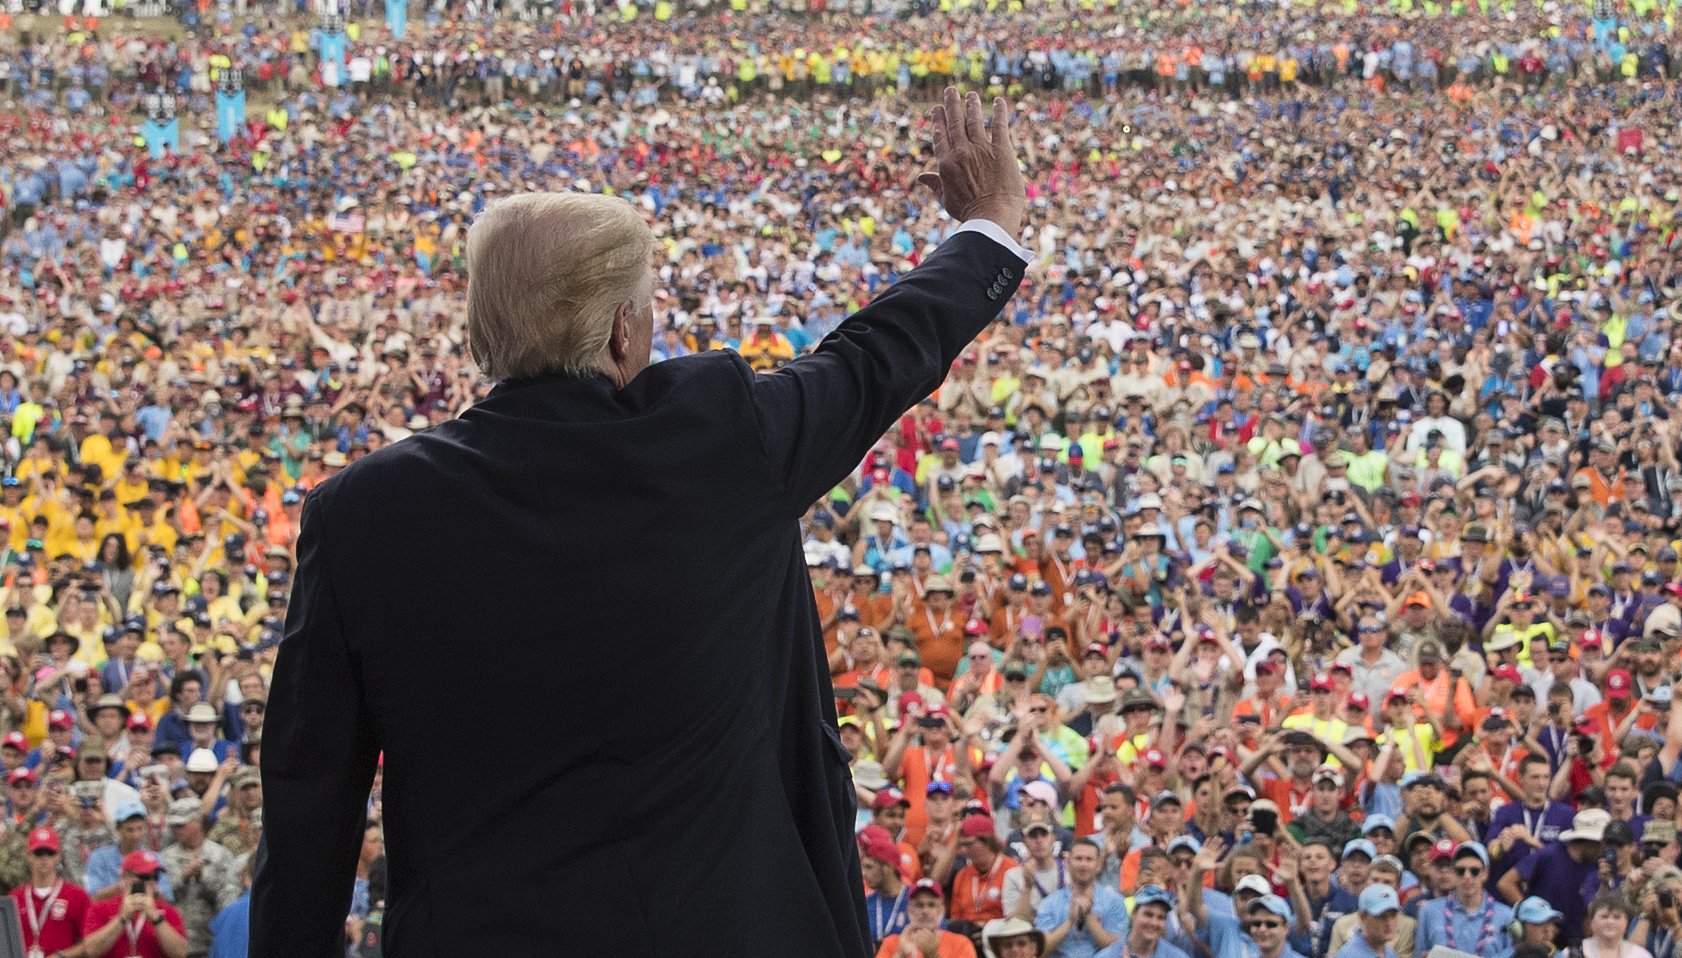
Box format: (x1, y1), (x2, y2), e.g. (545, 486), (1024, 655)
(1358, 626), (1383, 634)
(29, 849), (54, 858)
(1455, 866), (1484, 877)
(1247, 920), (1283, 930)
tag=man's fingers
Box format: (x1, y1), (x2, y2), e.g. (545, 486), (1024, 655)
(963, 90), (987, 146)
(916, 172), (943, 197)
(942, 85), (966, 150)
(990, 95), (1012, 153)
(927, 106), (947, 156)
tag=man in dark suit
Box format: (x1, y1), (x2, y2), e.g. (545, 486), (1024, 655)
(251, 87), (1029, 958)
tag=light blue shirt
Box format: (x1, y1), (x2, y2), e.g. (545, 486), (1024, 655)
(1037, 884), (1129, 958)
(1415, 894), (1514, 958)
(1334, 931), (1397, 958)
(1098, 938), (1193, 958)
(82, 844), (175, 901)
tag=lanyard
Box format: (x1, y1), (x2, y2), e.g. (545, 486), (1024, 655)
(1031, 859), (1068, 898)
(123, 913), (147, 956)
(872, 887), (907, 944)
(23, 881), (60, 945)
(1443, 894), (1497, 955)
(1521, 804), (1544, 838)
(924, 747), (951, 784)
(970, 855), (1002, 908)
(924, 609), (952, 635)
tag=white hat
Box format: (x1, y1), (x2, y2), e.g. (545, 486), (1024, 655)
(1235, 874), (1274, 897)
(976, 534), (1005, 554)
(185, 748), (219, 774)
(851, 760), (889, 790)
(1561, 808), (1610, 843)
(1137, 493), (1164, 510)
(1485, 628), (1521, 653)
(979, 431), (1004, 447)
(868, 504), (898, 524)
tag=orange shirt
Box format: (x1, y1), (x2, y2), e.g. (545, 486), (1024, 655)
(899, 745), (961, 845)
(875, 930), (978, 958)
(1392, 669), (1476, 748)
(950, 855), (1019, 922)
(909, 605), (966, 688)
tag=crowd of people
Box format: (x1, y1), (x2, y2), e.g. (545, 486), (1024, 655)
(0, 0), (1680, 951)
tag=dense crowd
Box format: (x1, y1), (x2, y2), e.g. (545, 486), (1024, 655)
(0, 0), (1681, 952)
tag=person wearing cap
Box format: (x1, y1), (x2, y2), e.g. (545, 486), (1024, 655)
(883, 700), (968, 848)
(1389, 642), (1476, 751)
(27, 709), (79, 775)
(1003, 818), (1067, 921)
(11, 825), (92, 958)
(1288, 768), (1359, 850)
(1281, 675), (1353, 748)
(80, 847), (187, 958)
(905, 575), (969, 689)
(952, 814), (1021, 927)
(1034, 838), (1126, 957)
(1328, 856), (1416, 958)
(162, 796), (240, 956)
(204, 766), (263, 863)
(1334, 614), (1409, 707)
(858, 824), (911, 949)
(869, 788), (924, 882)
(1246, 893), (1312, 958)
(1511, 896), (1564, 951)
(1579, 669), (1639, 757)
(84, 800), (175, 903)
(176, 702), (237, 767)
(1499, 809), (1610, 940)
(877, 878), (977, 958)
(1092, 884), (1186, 958)
(983, 916), (1048, 958)
(1415, 841), (1513, 958)
(1336, 885), (1403, 958)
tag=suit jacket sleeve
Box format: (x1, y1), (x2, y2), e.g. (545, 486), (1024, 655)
(251, 486), (380, 958)
(749, 226), (1027, 513)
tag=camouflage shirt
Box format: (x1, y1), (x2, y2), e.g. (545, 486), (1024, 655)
(161, 839), (240, 958)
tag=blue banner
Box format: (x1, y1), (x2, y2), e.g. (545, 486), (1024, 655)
(141, 118), (179, 159)
(320, 30), (347, 87)
(215, 89), (246, 144)
(386, 0), (407, 38)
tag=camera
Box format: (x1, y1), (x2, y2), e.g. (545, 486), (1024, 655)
(1660, 889), (1676, 910)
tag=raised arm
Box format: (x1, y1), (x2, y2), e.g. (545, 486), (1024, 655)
(748, 90), (1030, 514)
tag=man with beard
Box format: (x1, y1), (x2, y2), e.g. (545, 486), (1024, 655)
(1396, 773), (1472, 844)
(1245, 732), (1325, 826)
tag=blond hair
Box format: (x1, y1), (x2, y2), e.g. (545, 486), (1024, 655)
(466, 192), (655, 380)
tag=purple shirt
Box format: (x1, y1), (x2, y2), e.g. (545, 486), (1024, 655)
(1483, 801), (1574, 887)
(1515, 842), (1596, 943)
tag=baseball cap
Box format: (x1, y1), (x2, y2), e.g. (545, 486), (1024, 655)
(1516, 897), (1564, 924)
(1362, 814), (1396, 836)
(960, 814), (997, 838)
(1359, 885), (1401, 916)
(6, 768), (35, 787)
(185, 748), (219, 774)
(1135, 885), (1177, 910)
(909, 877), (944, 900)
(46, 710), (73, 730)
(1236, 874), (1275, 898)
(856, 824), (899, 865)
(1021, 781), (1060, 807)
(1023, 820), (1054, 837)
(0, 732), (25, 752)
(1342, 838), (1377, 861)
(26, 827), (58, 853)
(871, 787), (910, 811)
(165, 798), (203, 827)
(1168, 836), (1203, 856)
(1429, 838), (1458, 862)
(121, 849), (161, 877)
(1606, 669), (1634, 699)
(114, 800), (147, 823)
(1248, 894), (1293, 920)
(1454, 841), (1490, 867)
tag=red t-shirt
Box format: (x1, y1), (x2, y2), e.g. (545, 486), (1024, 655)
(83, 897), (185, 958)
(11, 880), (91, 954)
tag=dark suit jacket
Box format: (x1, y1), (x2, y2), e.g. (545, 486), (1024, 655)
(250, 229), (1024, 957)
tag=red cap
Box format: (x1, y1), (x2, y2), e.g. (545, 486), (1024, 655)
(46, 710), (72, 730)
(925, 705), (951, 721)
(126, 712), (154, 731)
(1430, 838), (1457, 862)
(1143, 748), (1168, 769)
(1579, 630), (1604, 648)
(1386, 686), (1410, 703)
(964, 619), (990, 637)
(1085, 642), (1110, 658)
(121, 849), (161, 877)
(1, 732), (25, 752)
(896, 692), (924, 716)
(909, 877), (945, 900)
(1328, 662), (1353, 676)
(1512, 592), (1535, 604)
(1347, 692), (1371, 711)
(1255, 660), (1281, 675)
(1310, 673), (1334, 692)
(7, 768), (35, 786)
(960, 814), (996, 838)
(1490, 666), (1523, 684)
(26, 827), (58, 853)
(871, 787), (910, 811)
(1145, 635), (1172, 651)
(1606, 668), (1633, 699)
(856, 824), (899, 865)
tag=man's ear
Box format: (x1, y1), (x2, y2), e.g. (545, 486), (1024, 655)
(608, 302), (632, 361)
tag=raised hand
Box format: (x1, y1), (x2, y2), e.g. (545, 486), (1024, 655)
(917, 87), (1027, 237)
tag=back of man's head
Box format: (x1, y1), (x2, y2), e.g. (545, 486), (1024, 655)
(467, 191), (655, 380)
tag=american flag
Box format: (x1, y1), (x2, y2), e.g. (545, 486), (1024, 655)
(328, 212), (365, 234)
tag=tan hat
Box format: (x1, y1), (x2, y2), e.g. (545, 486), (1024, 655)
(322, 452), (348, 468)
(922, 576), (954, 595)
(1084, 676), (1118, 705)
(185, 703), (219, 724)
(165, 797), (203, 827)
(982, 917), (1047, 957)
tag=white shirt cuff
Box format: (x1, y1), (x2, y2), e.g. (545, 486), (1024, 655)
(953, 219), (1033, 264)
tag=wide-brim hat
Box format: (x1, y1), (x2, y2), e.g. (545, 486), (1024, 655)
(982, 917), (1047, 957)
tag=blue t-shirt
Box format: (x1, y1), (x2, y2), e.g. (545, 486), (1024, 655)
(865, 887), (910, 948)
(207, 893), (251, 958)
(1037, 884), (1130, 958)
(83, 844), (175, 901)
(1415, 894), (1514, 958)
